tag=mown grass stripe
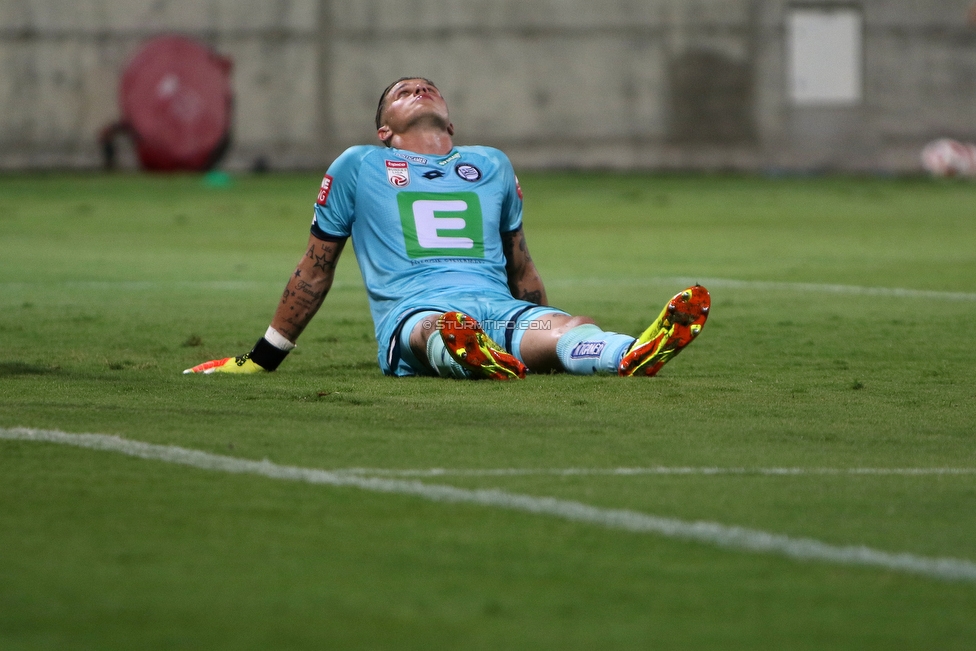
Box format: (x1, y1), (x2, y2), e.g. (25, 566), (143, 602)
(2, 277), (975, 301)
(4, 426), (976, 584)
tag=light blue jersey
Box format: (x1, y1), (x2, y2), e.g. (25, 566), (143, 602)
(311, 144), (541, 373)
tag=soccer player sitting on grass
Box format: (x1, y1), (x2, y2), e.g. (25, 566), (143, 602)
(186, 77), (710, 380)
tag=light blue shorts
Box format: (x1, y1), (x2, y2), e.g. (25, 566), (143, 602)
(378, 291), (568, 376)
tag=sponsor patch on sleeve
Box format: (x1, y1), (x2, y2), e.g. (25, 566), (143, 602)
(316, 175), (334, 206)
(386, 160), (410, 187)
(515, 175), (523, 200)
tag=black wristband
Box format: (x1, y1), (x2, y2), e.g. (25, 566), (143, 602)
(248, 337), (290, 371)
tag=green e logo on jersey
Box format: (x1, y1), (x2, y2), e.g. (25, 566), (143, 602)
(397, 192), (484, 259)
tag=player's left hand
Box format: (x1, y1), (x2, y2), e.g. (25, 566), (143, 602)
(183, 354), (268, 374)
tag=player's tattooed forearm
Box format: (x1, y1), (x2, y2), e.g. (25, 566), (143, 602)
(293, 282), (328, 311)
(313, 248), (339, 272)
(295, 279), (324, 301)
(519, 289), (543, 304)
(281, 289), (326, 337)
(306, 244), (339, 271)
(304, 242), (341, 272)
(281, 280), (326, 307)
(280, 317), (305, 339)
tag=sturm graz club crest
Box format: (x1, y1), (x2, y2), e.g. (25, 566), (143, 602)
(455, 163), (481, 182)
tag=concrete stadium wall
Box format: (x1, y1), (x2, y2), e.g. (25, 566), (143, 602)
(1, 0), (975, 172)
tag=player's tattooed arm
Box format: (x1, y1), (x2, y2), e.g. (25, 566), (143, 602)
(270, 234), (346, 343)
(502, 226), (548, 306)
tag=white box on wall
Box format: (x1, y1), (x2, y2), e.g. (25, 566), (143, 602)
(788, 6), (863, 105)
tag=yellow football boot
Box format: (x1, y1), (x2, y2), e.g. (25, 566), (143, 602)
(618, 285), (710, 377)
(438, 312), (527, 380)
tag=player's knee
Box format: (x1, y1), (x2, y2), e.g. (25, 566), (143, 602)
(565, 315), (596, 328)
(555, 315), (596, 335)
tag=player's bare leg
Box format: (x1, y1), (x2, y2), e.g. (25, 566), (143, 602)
(522, 285), (710, 377)
(518, 314), (597, 373)
(407, 312), (526, 380)
(408, 313), (442, 374)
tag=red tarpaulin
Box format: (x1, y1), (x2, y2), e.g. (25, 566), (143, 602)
(104, 35), (233, 171)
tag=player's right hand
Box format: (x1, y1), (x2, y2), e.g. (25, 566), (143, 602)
(183, 354), (268, 374)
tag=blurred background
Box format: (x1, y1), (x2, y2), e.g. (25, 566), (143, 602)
(1, 0), (975, 174)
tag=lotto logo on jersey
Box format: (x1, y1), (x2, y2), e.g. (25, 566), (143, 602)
(386, 160), (410, 187)
(316, 175), (333, 205)
(397, 192), (484, 259)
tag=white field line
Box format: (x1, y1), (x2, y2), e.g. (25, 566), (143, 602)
(334, 467), (976, 478)
(4, 426), (976, 584)
(2, 277), (975, 301)
(548, 277), (976, 302)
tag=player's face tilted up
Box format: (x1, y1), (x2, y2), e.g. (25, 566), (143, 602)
(376, 78), (454, 149)
(184, 77), (710, 380)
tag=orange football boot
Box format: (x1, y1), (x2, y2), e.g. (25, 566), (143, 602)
(437, 311), (527, 380)
(618, 285), (710, 377)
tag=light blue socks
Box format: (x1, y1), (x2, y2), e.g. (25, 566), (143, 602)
(398, 310), (470, 379)
(403, 315), (634, 377)
(555, 324), (635, 375)
(425, 330), (470, 379)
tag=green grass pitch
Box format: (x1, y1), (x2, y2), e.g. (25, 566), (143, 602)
(2, 172), (976, 649)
